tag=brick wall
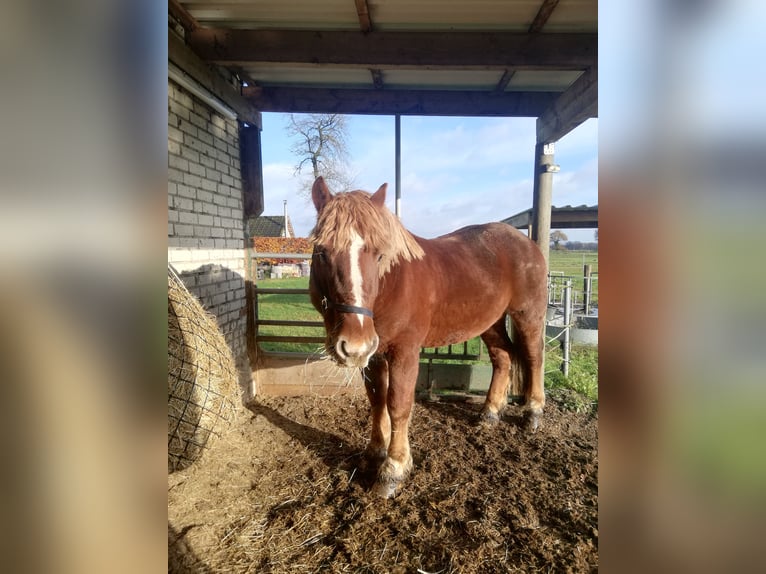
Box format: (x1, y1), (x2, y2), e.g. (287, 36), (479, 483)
(167, 79), (248, 371)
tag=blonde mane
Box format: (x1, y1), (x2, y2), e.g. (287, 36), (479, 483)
(310, 191), (425, 276)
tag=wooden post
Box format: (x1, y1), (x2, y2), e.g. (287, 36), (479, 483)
(531, 142), (555, 265)
(245, 248), (259, 369)
(240, 123), (264, 217)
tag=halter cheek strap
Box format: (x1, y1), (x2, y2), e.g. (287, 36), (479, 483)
(321, 297), (374, 318)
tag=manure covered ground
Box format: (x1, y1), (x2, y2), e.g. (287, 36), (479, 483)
(169, 392), (597, 573)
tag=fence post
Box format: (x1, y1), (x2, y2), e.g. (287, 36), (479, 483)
(562, 280), (572, 377)
(246, 248), (258, 366)
(583, 264), (592, 315)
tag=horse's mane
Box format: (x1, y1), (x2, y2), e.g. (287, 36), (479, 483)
(311, 190), (425, 277)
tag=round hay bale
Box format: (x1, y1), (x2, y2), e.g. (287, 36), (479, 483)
(168, 267), (237, 472)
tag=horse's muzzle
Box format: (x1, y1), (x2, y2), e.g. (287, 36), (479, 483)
(333, 334), (379, 368)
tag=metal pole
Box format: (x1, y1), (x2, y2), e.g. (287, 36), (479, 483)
(562, 280), (571, 377)
(583, 264), (592, 315)
(395, 114), (402, 218)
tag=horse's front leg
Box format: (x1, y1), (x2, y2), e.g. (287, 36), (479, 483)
(363, 353), (390, 464)
(372, 347), (419, 499)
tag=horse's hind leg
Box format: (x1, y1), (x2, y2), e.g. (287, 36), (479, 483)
(479, 316), (515, 424)
(510, 309), (546, 431)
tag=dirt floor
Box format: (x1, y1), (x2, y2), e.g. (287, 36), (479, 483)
(168, 390), (598, 573)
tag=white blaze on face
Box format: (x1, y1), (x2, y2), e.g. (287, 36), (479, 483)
(348, 230), (365, 326)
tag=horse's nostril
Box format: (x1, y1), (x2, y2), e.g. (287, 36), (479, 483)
(339, 339), (349, 358)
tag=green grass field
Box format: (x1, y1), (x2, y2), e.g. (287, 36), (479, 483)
(549, 249), (598, 279)
(256, 250), (598, 400)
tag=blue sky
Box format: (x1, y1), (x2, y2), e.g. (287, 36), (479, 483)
(260, 114), (598, 242)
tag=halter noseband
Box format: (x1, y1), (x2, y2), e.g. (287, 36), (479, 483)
(321, 297), (374, 318)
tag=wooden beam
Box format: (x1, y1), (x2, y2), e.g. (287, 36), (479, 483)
(241, 85), (557, 116)
(168, 31), (262, 127)
(370, 69), (384, 89)
(504, 207), (598, 229)
(494, 69), (515, 93)
(354, 0), (373, 33)
(529, 0), (561, 33)
(189, 29), (596, 70)
(168, 0), (199, 33)
(240, 124), (264, 218)
(536, 65), (597, 144)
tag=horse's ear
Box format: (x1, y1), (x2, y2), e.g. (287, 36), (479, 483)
(312, 177), (333, 213)
(371, 183), (387, 208)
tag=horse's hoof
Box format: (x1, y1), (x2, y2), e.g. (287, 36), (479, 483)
(478, 409), (501, 426)
(372, 457), (412, 498)
(526, 410), (543, 432)
(372, 477), (401, 499)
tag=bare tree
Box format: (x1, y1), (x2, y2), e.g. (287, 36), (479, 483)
(550, 230), (568, 250)
(286, 114), (356, 197)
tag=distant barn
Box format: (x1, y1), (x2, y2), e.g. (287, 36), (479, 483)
(247, 215), (294, 239)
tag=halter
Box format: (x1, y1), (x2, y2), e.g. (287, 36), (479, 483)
(321, 296), (374, 318)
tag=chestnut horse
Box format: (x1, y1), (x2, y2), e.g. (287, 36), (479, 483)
(308, 177), (548, 498)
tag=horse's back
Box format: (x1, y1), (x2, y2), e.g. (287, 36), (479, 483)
(423, 222), (546, 305)
(432, 222), (545, 274)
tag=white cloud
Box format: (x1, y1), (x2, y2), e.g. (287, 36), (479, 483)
(260, 114), (598, 241)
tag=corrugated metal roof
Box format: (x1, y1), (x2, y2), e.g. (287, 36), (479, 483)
(182, 0), (596, 32)
(383, 69), (502, 91)
(506, 70), (584, 92)
(242, 65), (372, 89)
(172, 0), (597, 125)
(181, 0), (360, 30)
(367, 0), (539, 31)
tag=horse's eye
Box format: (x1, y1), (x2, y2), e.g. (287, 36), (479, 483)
(377, 254), (384, 263)
(315, 250), (327, 262)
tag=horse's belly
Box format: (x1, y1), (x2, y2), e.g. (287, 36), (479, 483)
(423, 303), (506, 347)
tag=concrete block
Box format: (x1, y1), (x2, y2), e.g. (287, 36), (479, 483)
(179, 146), (199, 165)
(174, 224), (194, 237)
(197, 130), (213, 146)
(169, 154), (189, 172)
(179, 119), (197, 137)
(188, 161), (206, 177)
(205, 168), (222, 182)
(174, 197), (193, 212)
(182, 173), (202, 189)
(189, 111), (207, 130)
(201, 179), (217, 192)
(199, 154), (215, 169)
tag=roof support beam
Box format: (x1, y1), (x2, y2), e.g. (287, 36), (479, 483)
(536, 65), (597, 144)
(169, 0), (199, 33)
(169, 31), (262, 127)
(528, 0), (561, 33)
(494, 69), (515, 93)
(188, 29), (596, 70)
(354, 0), (373, 33)
(242, 85), (557, 116)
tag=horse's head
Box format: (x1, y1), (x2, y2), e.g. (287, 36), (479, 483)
(308, 177), (390, 368)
